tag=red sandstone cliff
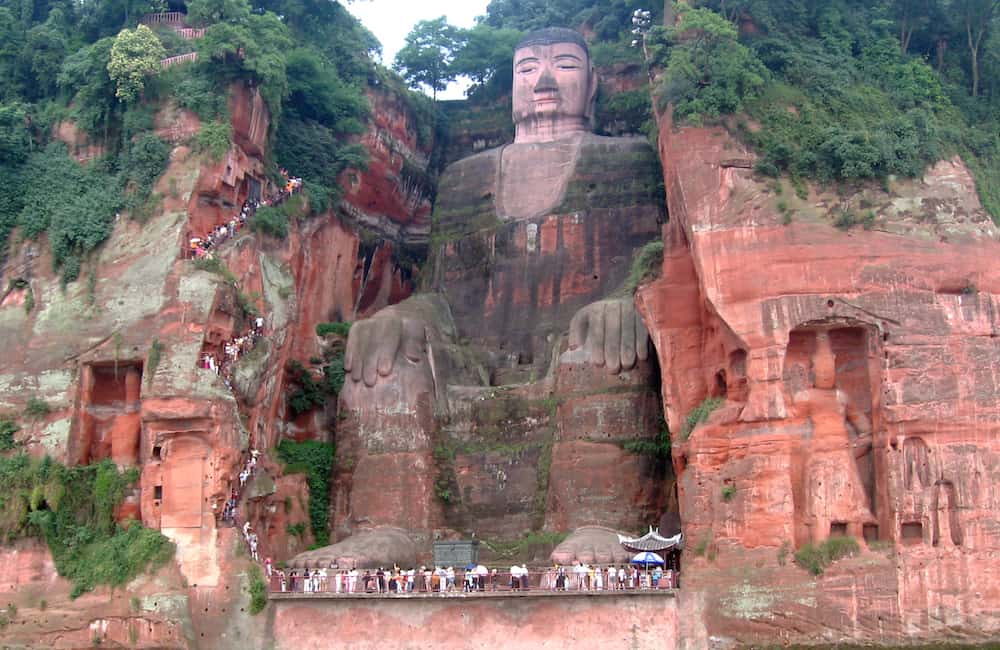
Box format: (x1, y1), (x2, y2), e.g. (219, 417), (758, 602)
(636, 110), (1000, 645)
(5, 46), (1000, 647)
(0, 75), (438, 648)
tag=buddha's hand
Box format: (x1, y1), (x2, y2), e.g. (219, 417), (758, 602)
(568, 298), (650, 374)
(344, 308), (431, 388)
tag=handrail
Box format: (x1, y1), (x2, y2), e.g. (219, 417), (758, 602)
(160, 52), (199, 69)
(176, 28), (206, 40)
(140, 12), (186, 25)
(267, 568), (680, 595)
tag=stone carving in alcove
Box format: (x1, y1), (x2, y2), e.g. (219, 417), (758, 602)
(788, 328), (879, 545)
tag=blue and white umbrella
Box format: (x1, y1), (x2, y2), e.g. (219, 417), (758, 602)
(630, 551), (665, 566)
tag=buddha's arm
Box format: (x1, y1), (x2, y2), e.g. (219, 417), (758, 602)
(845, 399), (874, 458)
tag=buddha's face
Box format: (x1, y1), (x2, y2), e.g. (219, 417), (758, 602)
(512, 41), (595, 137)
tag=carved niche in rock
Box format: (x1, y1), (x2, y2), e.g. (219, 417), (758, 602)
(932, 479), (962, 548)
(785, 326), (882, 546)
(895, 436), (963, 548)
(336, 27), (667, 550)
(72, 362), (143, 467)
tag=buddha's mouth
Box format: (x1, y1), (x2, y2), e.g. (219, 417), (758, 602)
(533, 97), (559, 109)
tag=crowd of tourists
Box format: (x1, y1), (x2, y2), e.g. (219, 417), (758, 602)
(199, 315), (265, 386)
(186, 168), (303, 260)
(188, 198), (257, 259)
(220, 449), (259, 523)
(264, 562), (677, 595)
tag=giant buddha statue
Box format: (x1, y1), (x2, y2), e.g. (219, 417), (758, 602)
(329, 28), (667, 565)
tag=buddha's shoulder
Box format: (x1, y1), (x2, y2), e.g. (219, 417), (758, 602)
(575, 133), (659, 169)
(439, 147), (503, 187)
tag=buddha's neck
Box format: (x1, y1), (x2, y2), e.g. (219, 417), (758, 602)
(514, 117), (589, 144)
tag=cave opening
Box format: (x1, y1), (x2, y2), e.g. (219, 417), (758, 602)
(783, 324), (882, 548)
(73, 361), (144, 466)
(901, 522), (923, 545)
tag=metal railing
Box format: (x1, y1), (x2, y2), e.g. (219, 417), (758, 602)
(267, 568), (680, 595)
(175, 28), (206, 39)
(160, 52), (199, 69)
(140, 12), (186, 25)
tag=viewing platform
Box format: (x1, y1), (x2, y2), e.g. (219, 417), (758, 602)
(269, 588), (678, 601)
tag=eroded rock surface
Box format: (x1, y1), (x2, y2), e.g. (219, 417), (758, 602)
(635, 112), (1000, 645)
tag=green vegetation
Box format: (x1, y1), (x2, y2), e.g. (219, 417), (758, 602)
(620, 240), (665, 294)
(123, 133), (170, 219)
(250, 196), (309, 239)
(315, 321), (351, 338)
(596, 86), (656, 139)
(0, 455), (173, 597)
(649, 8), (768, 121)
(14, 145), (126, 281)
(107, 25), (166, 103)
(681, 396), (725, 440)
(621, 416), (671, 463)
(794, 536), (860, 575)
(692, 533), (712, 557)
(777, 540), (791, 566)
(432, 443), (458, 505)
(192, 256), (237, 282)
(193, 121), (232, 161)
(482, 530), (568, 561)
(247, 564), (267, 614)
(146, 338), (164, 387)
(649, 1), (1000, 221)
(394, 17), (463, 100)
(275, 439), (334, 546)
(721, 484), (736, 501)
(285, 355), (344, 416)
(0, 418), (18, 451)
(24, 397), (51, 419)
(0, 0), (380, 268)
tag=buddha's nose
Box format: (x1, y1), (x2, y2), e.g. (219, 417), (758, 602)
(534, 69), (558, 94)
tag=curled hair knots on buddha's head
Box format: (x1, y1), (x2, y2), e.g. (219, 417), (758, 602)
(515, 27), (590, 57)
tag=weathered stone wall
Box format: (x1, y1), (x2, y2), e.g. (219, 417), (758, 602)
(337, 85), (435, 247)
(271, 593), (680, 650)
(634, 110), (1000, 645)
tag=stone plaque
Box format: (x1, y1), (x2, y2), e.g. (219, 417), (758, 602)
(433, 540), (480, 567)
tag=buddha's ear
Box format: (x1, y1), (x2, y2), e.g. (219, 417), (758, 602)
(585, 63), (599, 127)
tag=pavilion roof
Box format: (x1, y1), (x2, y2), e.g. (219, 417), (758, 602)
(617, 527), (684, 553)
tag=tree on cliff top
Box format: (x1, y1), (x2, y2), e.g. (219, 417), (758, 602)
(950, 0), (1000, 96)
(656, 6), (768, 119)
(107, 25), (166, 103)
(186, 0), (252, 26)
(394, 16), (462, 100)
(450, 24), (524, 94)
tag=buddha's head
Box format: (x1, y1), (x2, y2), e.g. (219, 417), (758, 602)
(512, 27), (598, 143)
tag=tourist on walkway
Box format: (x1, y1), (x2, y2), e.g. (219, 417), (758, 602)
(510, 564), (521, 591)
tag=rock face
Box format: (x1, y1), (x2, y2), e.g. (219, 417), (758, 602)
(635, 111), (1000, 644)
(272, 592), (680, 650)
(5, 42), (1000, 648)
(338, 87), (434, 246)
(0, 74), (438, 647)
